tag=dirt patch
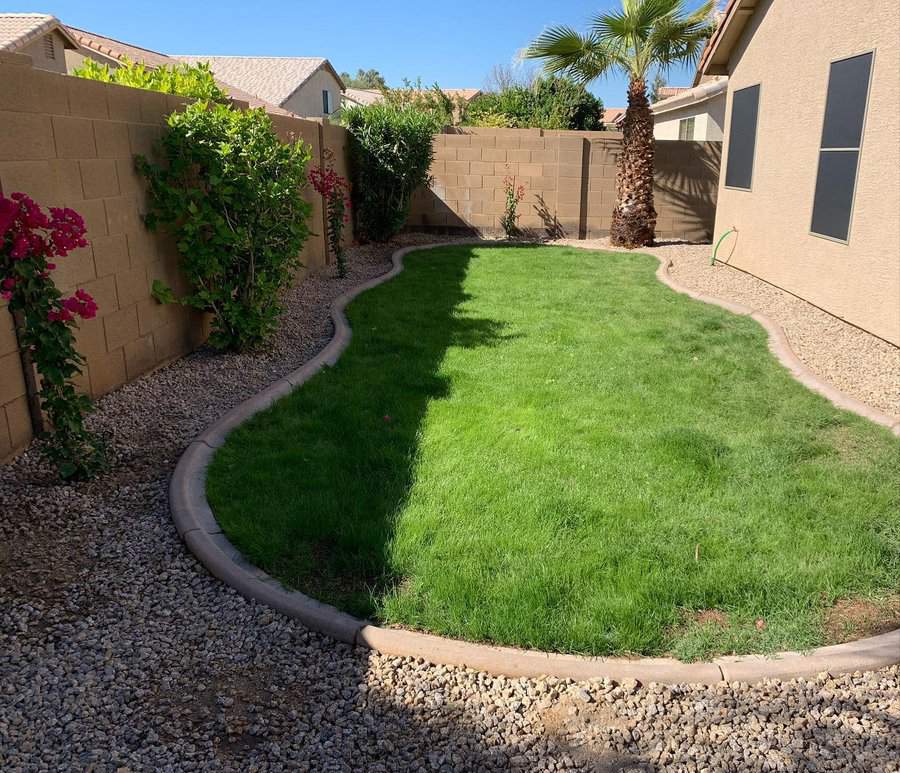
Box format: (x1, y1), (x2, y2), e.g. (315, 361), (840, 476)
(692, 609), (729, 628)
(824, 596), (900, 644)
(541, 697), (652, 772)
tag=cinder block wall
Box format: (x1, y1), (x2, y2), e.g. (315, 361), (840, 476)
(407, 127), (721, 242)
(0, 53), (349, 460)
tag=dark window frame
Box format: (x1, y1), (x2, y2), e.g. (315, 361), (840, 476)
(723, 83), (761, 192)
(809, 50), (875, 245)
(322, 89), (331, 114)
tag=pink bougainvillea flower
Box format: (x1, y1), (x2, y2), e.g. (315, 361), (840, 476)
(47, 308), (74, 323)
(46, 262), (56, 271)
(0, 291), (11, 302)
(0, 196), (17, 239)
(1, 277), (15, 291)
(10, 235), (30, 260)
(383, 415), (392, 423)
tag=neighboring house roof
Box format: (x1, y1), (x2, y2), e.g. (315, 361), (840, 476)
(67, 26), (297, 116)
(695, 0), (759, 84)
(0, 12), (79, 52)
(651, 77), (728, 116)
(603, 107), (626, 127)
(442, 88), (481, 102)
(343, 87), (383, 107)
(656, 86), (691, 101)
(173, 56), (346, 107)
(67, 25), (174, 68)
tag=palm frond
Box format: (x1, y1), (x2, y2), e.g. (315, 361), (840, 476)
(523, 26), (619, 83)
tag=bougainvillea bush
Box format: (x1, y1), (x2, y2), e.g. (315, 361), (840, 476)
(0, 193), (104, 479)
(137, 102), (312, 351)
(309, 149), (351, 278)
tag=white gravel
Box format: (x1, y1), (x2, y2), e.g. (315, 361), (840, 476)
(1, 236), (899, 771)
(553, 237), (900, 420)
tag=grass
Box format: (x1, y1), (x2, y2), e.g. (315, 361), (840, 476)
(207, 245), (900, 659)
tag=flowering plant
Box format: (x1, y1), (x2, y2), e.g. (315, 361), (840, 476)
(0, 192), (104, 479)
(500, 175), (527, 238)
(309, 149), (351, 278)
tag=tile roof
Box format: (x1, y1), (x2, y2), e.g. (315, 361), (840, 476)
(442, 88), (481, 102)
(343, 88), (384, 107)
(0, 13), (78, 52)
(67, 27), (298, 116)
(603, 107), (626, 126)
(173, 56), (342, 107)
(67, 25), (173, 68)
(656, 86), (691, 100)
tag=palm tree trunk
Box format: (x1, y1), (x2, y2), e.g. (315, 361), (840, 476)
(610, 77), (657, 248)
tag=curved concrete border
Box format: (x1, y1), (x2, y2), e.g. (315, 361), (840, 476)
(170, 240), (900, 685)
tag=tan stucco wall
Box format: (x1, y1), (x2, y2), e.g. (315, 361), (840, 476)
(18, 29), (70, 74)
(653, 93), (725, 141)
(714, 0), (900, 344)
(281, 67), (342, 118)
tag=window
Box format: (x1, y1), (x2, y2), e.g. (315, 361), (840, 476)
(810, 51), (874, 242)
(322, 90), (332, 114)
(678, 117), (695, 141)
(43, 34), (55, 60)
(724, 84), (760, 189)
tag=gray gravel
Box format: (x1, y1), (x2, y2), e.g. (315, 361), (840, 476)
(554, 237), (899, 420)
(2, 236), (899, 772)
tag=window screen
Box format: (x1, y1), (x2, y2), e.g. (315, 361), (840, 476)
(678, 117), (695, 141)
(811, 52), (873, 241)
(724, 84), (760, 189)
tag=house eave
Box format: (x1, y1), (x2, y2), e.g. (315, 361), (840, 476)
(694, 0), (760, 85)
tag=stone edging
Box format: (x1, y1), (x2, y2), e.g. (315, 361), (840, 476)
(170, 240), (900, 685)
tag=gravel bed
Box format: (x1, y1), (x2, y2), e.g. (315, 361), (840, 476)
(554, 237), (900, 420)
(2, 236), (899, 772)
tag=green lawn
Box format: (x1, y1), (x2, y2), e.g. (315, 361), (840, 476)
(207, 245), (899, 659)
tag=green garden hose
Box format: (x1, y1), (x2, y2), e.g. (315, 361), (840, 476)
(711, 228), (736, 265)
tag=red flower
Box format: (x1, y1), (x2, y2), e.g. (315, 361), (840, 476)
(0, 196), (17, 239)
(10, 235), (29, 260)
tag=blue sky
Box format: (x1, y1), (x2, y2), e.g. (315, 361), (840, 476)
(21, 1), (709, 108)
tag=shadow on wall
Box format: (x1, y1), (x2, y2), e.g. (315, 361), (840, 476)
(653, 141), (722, 242)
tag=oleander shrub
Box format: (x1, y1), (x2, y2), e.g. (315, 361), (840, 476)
(72, 57), (229, 101)
(342, 102), (440, 243)
(137, 102), (312, 351)
(0, 193), (105, 479)
(464, 76), (604, 130)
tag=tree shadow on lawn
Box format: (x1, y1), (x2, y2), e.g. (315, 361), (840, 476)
(208, 244), (533, 618)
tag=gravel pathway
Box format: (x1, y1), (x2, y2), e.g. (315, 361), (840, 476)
(553, 237), (900, 420)
(2, 237), (899, 772)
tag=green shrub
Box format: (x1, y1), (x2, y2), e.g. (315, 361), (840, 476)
(72, 57), (229, 101)
(464, 77), (604, 130)
(342, 102), (440, 243)
(381, 79), (459, 127)
(137, 102), (312, 351)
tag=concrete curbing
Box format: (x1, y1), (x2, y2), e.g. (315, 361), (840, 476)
(170, 239), (900, 685)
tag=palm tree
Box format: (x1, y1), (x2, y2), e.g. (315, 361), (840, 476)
(525, 0), (715, 247)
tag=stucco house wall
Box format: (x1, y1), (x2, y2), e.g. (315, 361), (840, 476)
(713, 0), (900, 344)
(654, 93), (725, 141)
(16, 28), (69, 73)
(282, 67), (342, 118)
